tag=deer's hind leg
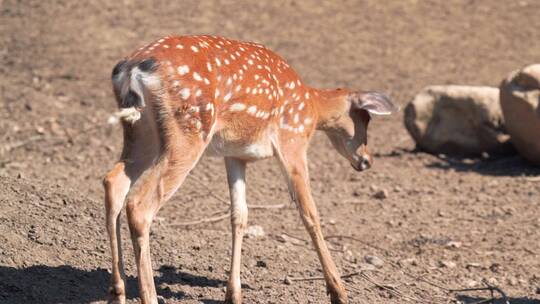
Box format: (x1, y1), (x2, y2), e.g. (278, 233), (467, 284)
(104, 125), (160, 304)
(125, 130), (209, 304)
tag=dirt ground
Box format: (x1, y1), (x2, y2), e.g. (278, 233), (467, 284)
(1, 0), (540, 303)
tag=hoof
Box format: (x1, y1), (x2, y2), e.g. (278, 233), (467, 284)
(329, 289), (348, 304)
(107, 294), (126, 304)
(224, 288), (242, 304)
(107, 285), (126, 304)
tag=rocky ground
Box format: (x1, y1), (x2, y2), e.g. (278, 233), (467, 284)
(1, 1), (539, 303)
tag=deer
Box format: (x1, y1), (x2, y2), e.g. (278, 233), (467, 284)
(104, 35), (397, 304)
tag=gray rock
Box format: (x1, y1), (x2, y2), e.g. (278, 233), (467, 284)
(364, 255), (384, 267)
(245, 225), (265, 239)
(500, 64), (540, 165)
(404, 85), (514, 156)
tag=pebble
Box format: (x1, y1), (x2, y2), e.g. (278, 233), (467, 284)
(276, 234), (305, 245)
(466, 262), (482, 269)
(359, 263), (376, 271)
(398, 257), (417, 267)
(466, 279), (478, 287)
(364, 255), (384, 267)
(439, 260), (456, 268)
(245, 225), (265, 238)
(373, 189), (389, 200)
(445, 241), (462, 248)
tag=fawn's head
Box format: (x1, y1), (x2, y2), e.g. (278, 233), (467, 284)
(318, 90), (397, 171)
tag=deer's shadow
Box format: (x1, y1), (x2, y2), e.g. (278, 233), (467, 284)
(378, 148), (540, 177)
(0, 264), (226, 304)
(456, 295), (540, 304)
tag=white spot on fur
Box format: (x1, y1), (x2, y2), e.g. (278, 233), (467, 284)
(229, 103), (246, 112)
(223, 92), (232, 102)
(177, 65), (189, 76)
(193, 72), (203, 81)
(180, 88), (191, 100)
(247, 105), (257, 115)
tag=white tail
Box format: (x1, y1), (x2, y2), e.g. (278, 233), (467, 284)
(103, 35), (397, 304)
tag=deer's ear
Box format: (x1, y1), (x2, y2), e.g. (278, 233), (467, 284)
(349, 91), (398, 115)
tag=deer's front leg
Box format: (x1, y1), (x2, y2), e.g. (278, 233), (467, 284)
(224, 157), (248, 304)
(280, 152), (348, 304)
(104, 162), (131, 304)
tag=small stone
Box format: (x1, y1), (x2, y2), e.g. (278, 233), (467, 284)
(398, 258), (417, 267)
(35, 126), (45, 134)
(359, 263), (376, 271)
(364, 255), (384, 267)
(439, 260), (456, 268)
(373, 189), (388, 200)
(107, 115), (119, 125)
(276, 234), (305, 245)
(245, 225), (265, 239)
(466, 280), (478, 287)
(507, 277), (518, 286)
(344, 250), (356, 263)
(284, 276), (292, 285)
(489, 263), (502, 273)
(466, 262), (482, 269)
(446, 241), (462, 248)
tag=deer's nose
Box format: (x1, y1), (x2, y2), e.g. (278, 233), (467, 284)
(360, 155), (371, 171)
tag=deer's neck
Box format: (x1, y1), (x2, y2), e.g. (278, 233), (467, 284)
(311, 88), (350, 131)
